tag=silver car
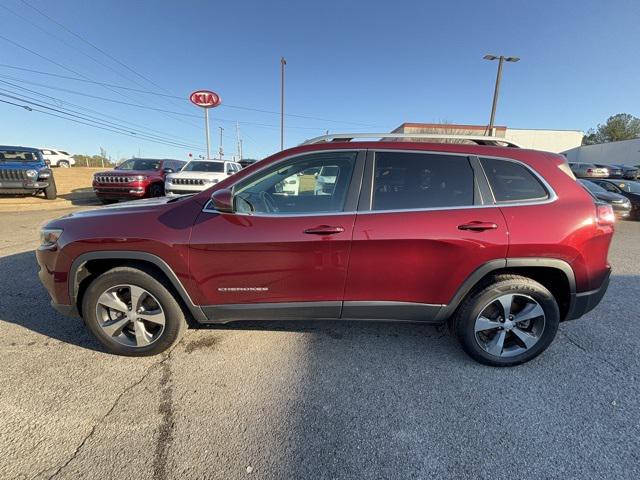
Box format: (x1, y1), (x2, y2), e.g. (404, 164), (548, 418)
(569, 162), (609, 178)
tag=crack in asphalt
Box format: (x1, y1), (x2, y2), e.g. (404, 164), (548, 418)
(152, 356), (175, 480)
(39, 341), (183, 480)
(558, 327), (636, 384)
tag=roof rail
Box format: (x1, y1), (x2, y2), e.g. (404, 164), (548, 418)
(300, 133), (522, 148)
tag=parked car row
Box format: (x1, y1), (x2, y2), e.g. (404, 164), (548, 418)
(92, 158), (244, 203)
(579, 178), (640, 219)
(569, 162), (639, 180)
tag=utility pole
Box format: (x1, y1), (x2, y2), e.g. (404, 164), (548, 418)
(204, 108), (211, 159)
(483, 54), (520, 135)
(218, 126), (224, 159)
(280, 56), (286, 151)
(236, 121), (241, 161)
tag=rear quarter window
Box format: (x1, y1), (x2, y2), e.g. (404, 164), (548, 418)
(480, 157), (549, 203)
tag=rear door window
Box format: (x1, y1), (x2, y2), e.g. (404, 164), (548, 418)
(372, 152), (475, 211)
(480, 157), (548, 202)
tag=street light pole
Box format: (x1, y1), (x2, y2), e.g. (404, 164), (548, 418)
(483, 54), (520, 135)
(280, 56), (286, 151)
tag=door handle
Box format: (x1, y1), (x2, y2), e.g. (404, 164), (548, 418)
(304, 225), (345, 235)
(458, 221), (498, 232)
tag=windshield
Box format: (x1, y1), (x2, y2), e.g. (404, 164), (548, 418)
(0, 149), (41, 162)
(116, 159), (162, 171)
(616, 181), (640, 194)
(182, 161), (224, 173)
(579, 179), (607, 194)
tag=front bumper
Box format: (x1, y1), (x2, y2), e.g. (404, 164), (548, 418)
(565, 269), (610, 321)
(93, 185), (146, 199)
(0, 180), (50, 194)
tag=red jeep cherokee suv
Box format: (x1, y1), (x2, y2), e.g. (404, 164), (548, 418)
(37, 135), (614, 366)
(93, 158), (185, 204)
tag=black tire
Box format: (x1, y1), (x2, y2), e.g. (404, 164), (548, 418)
(82, 266), (187, 356)
(44, 178), (57, 200)
(58, 160), (70, 168)
(99, 198), (118, 205)
(149, 183), (164, 197)
(452, 274), (559, 367)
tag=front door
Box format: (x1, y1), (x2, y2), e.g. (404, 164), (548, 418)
(189, 150), (364, 322)
(343, 150), (509, 320)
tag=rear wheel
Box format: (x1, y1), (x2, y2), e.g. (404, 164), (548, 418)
(452, 274), (559, 367)
(44, 178), (57, 200)
(149, 183), (164, 198)
(58, 160), (70, 168)
(82, 267), (187, 356)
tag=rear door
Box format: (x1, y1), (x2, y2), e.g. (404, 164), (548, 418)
(342, 150), (508, 320)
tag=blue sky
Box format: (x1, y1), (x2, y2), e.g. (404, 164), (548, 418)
(0, 0), (639, 160)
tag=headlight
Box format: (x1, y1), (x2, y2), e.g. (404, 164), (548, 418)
(26, 169), (38, 178)
(134, 175), (147, 181)
(39, 228), (63, 247)
(208, 178), (219, 184)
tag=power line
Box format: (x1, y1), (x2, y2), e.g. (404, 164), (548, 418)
(0, 88), (202, 150)
(0, 63), (387, 128)
(0, 77), (203, 145)
(0, 33), (202, 131)
(0, 93), (205, 151)
(0, 73), (335, 131)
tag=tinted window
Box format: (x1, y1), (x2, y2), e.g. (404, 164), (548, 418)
(183, 161), (224, 172)
(0, 149), (40, 162)
(234, 152), (357, 214)
(579, 179), (607, 194)
(372, 152), (474, 210)
(480, 157), (548, 202)
(612, 181), (640, 194)
(117, 159), (162, 171)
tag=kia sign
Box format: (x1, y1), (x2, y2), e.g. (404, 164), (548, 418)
(189, 90), (221, 108)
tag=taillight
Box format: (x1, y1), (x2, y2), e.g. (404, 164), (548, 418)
(596, 203), (615, 226)
(587, 168), (593, 173)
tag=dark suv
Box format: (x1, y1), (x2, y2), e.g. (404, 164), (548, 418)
(93, 158), (185, 204)
(37, 135), (614, 366)
(0, 146), (56, 199)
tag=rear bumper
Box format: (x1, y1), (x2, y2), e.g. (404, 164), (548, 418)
(565, 269), (610, 321)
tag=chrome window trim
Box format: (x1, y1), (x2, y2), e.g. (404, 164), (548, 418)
(477, 154), (557, 205)
(365, 149), (557, 213)
(202, 148), (558, 216)
(202, 149), (365, 216)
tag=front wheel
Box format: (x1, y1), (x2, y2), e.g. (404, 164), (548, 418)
(452, 274), (559, 367)
(149, 183), (164, 198)
(82, 267), (187, 356)
(44, 179), (57, 200)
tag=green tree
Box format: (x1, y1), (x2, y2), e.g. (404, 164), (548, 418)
(583, 113), (640, 145)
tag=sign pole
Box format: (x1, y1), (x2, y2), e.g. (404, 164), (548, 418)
(204, 107), (211, 159)
(189, 90), (221, 159)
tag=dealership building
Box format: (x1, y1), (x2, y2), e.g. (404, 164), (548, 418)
(390, 123), (584, 153)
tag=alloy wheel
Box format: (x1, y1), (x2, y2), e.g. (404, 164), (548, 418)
(474, 293), (546, 358)
(95, 284), (166, 348)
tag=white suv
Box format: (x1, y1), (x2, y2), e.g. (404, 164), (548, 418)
(40, 148), (75, 168)
(165, 159), (242, 196)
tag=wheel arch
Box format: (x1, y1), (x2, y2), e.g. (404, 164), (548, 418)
(437, 258), (576, 322)
(70, 251), (207, 323)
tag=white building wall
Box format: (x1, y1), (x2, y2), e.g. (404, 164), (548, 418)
(562, 138), (640, 167)
(504, 129), (583, 153)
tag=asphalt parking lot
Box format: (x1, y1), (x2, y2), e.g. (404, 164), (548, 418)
(1, 207), (639, 480)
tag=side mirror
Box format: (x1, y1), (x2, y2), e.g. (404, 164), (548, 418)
(210, 188), (234, 213)
(162, 168), (174, 174)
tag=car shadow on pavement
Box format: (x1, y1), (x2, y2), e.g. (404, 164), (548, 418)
(0, 250), (103, 352)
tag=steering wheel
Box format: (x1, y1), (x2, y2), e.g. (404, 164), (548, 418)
(259, 191), (278, 213)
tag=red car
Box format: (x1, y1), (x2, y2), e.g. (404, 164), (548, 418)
(37, 135), (614, 366)
(93, 158), (186, 204)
